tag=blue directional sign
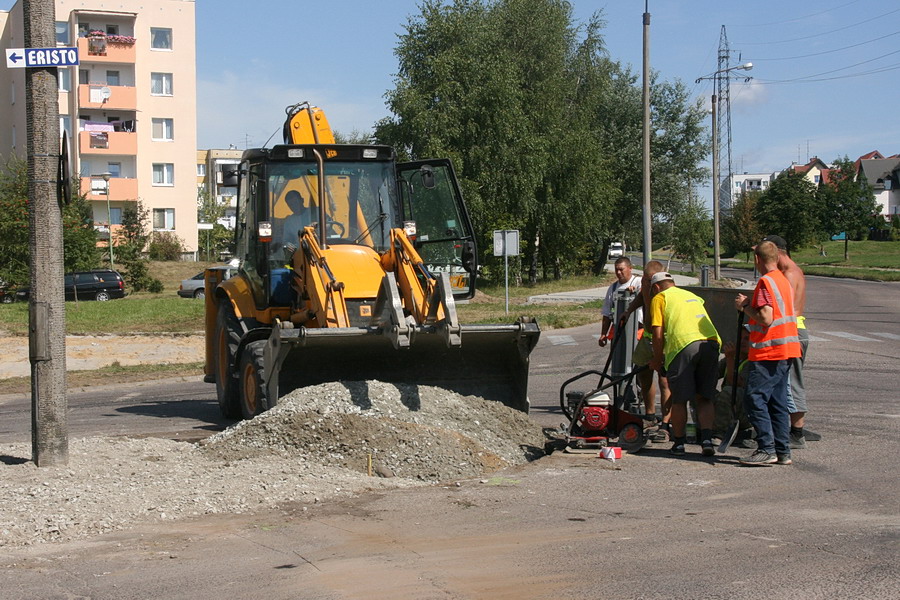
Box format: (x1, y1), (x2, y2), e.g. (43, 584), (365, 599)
(6, 47), (79, 69)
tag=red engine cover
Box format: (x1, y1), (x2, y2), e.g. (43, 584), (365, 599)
(578, 406), (610, 434)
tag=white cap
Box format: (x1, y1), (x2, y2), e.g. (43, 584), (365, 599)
(649, 272), (674, 286)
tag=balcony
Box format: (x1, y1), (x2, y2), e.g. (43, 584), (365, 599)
(77, 36), (135, 64)
(80, 177), (138, 201)
(78, 84), (136, 110)
(79, 130), (137, 156)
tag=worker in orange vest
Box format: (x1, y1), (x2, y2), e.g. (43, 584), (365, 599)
(734, 240), (802, 466)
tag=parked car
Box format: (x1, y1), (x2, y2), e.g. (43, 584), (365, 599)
(177, 266), (237, 299)
(0, 285), (14, 304)
(608, 242), (625, 258)
(15, 270), (127, 302)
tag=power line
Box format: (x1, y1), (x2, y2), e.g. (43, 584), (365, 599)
(748, 30), (900, 61)
(754, 61), (900, 84)
(735, 6), (900, 45)
(730, 0), (862, 28)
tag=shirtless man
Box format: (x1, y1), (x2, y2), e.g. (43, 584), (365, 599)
(759, 235), (819, 448)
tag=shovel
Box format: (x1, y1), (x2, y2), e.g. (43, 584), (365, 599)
(717, 309), (745, 453)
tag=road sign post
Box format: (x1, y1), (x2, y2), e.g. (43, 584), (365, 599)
(493, 230), (519, 315)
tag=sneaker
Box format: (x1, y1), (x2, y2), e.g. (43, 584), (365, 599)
(701, 439), (716, 457)
(739, 450), (777, 466)
(789, 432), (807, 450)
(670, 442), (686, 456)
(803, 430), (822, 442)
(776, 453), (792, 465)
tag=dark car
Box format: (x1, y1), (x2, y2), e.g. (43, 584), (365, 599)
(178, 266), (237, 299)
(16, 270), (127, 302)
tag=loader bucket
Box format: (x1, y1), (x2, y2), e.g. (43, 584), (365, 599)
(267, 318), (540, 412)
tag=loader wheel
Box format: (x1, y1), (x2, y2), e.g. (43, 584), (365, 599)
(239, 340), (269, 420)
(214, 299), (242, 419)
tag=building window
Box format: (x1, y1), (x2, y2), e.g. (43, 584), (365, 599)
(58, 69), (71, 92)
(151, 118), (174, 141)
(106, 162), (121, 178)
(150, 72), (173, 96)
(197, 163), (206, 176)
(106, 24), (119, 36)
(110, 207), (123, 226)
(153, 208), (175, 230)
(79, 69), (89, 84)
(106, 70), (120, 86)
(78, 22), (90, 38)
(152, 163), (174, 186)
(150, 28), (172, 50)
(55, 21), (70, 45)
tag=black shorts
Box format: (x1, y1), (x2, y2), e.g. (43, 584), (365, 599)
(666, 339), (720, 403)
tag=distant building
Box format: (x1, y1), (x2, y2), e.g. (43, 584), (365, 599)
(0, 0), (199, 258)
(789, 157), (830, 187)
(197, 148), (242, 228)
(725, 171), (778, 201)
(856, 152), (900, 217)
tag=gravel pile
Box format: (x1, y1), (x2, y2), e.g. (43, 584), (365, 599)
(0, 381), (544, 548)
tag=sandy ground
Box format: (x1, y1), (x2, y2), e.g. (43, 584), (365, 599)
(0, 334), (205, 378)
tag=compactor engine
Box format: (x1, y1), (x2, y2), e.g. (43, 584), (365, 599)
(203, 103), (540, 419)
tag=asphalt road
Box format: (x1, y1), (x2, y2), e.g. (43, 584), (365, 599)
(1, 273), (899, 599)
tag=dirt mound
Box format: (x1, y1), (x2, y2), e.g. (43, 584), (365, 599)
(202, 381), (546, 481)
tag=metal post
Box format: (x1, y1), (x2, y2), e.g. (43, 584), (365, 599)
(504, 250), (509, 315)
(641, 1), (652, 267)
(25, 0), (68, 466)
(711, 93), (721, 280)
(103, 172), (113, 269)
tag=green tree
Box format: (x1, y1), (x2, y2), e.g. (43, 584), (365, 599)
(722, 190), (762, 261)
(376, 0), (708, 282)
(818, 156), (879, 260)
(671, 195), (712, 271)
(117, 200), (160, 291)
(197, 187), (233, 261)
(0, 158), (99, 287)
(755, 170), (818, 253)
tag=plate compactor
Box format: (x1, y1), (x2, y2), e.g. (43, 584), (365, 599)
(547, 364), (651, 454)
(546, 298), (655, 455)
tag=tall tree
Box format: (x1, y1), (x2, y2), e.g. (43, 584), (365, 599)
(722, 190), (762, 261)
(376, 0), (708, 282)
(671, 195), (712, 271)
(755, 170), (818, 253)
(818, 156), (879, 260)
(0, 158), (98, 287)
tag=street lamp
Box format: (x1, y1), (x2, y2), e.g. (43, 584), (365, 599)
(695, 61), (752, 280)
(101, 172), (113, 269)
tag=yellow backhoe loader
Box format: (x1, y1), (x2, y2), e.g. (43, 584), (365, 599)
(203, 102), (540, 419)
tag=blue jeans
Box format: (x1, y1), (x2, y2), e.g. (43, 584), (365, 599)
(744, 359), (791, 455)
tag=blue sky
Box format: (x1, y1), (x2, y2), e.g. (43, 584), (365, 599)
(5, 1), (898, 178)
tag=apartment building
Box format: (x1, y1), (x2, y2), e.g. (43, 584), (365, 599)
(197, 147), (242, 228)
(0, 0), (198, 257)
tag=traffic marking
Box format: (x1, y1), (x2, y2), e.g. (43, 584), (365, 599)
(820, 331), (879, 342)
(547, 335), (577, 346)
(869, 332), (900, 341)
(806, 334), (830, 342)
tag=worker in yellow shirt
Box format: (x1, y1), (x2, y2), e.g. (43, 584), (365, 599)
(648, 272), (722, 457)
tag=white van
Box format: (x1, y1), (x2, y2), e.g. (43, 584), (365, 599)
(608, 242), (624, 258)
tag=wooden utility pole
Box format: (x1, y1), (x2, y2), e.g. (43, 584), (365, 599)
(24, 0), (68, 466)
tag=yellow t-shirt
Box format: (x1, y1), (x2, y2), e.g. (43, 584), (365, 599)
(650, 286), (721, 368)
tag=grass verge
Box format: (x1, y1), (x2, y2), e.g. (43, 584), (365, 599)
(0, 362), (204, 396)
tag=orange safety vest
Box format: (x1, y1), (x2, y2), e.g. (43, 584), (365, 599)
(747, 269), (801, 361)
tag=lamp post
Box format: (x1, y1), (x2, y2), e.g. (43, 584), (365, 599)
(102, 172), (113, 269)
(695, 62), (752, 280)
